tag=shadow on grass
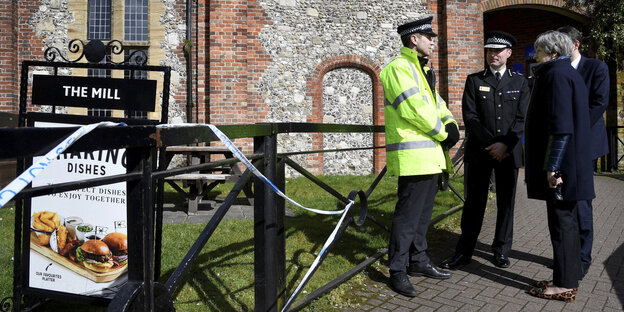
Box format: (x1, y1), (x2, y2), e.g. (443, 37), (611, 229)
(159, 239), (255, 312)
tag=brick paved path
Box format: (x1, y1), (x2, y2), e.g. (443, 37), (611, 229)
(346, 172), (624, 311)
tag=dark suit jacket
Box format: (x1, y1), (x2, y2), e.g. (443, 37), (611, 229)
(525, 58), (594, 201)
(577, 56), (610, 159)
(462, 68), (530, 168)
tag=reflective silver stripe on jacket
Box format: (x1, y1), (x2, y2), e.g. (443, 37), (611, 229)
(399, 57), (419, 82)
(425, 118), (442, 137)
(441, 115), (454, 123)
(386, 140), (437, 152)
(385, 86), (420, 109)
(437, 94), (445, 107)
(400, 57), (433, 106)
(394, 56), (443, 137)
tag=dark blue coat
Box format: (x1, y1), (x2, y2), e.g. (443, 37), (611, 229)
(577, 56), (610, 159)
(525, 57), (595, 201)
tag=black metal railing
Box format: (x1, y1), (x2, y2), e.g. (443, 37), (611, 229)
(604, 125), (624, 172)
(1, 122), (470, 312)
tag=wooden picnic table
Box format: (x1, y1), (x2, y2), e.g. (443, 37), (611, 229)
(164, 146), (252, 214)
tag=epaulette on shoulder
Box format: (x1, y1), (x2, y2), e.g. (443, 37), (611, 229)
(473, 70), (487, 77)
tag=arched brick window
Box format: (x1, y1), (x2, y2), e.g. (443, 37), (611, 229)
(306, 55), (385, 175)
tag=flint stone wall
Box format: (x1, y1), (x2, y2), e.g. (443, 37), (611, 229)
(257, 0), (428, 175)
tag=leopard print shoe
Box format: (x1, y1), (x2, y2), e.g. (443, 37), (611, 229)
(534, 280), (552, 288)
(528, 286), (576, 302)
(533, 280), (578, 292)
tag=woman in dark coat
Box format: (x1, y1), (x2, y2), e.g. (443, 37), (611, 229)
(525, 30), (594, 302)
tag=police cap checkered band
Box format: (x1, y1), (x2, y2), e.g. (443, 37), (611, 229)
(399, 23), (431, 36)
(397, 16), (437, 37)
(484, 30), (517, 48)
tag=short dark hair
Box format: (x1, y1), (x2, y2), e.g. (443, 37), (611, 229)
(557, 25), (582, 45)
(401, 35), (413, 48)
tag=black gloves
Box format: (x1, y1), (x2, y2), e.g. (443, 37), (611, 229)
(441, 124), (460, 149)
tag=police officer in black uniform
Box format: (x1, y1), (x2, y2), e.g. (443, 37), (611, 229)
(440, 31), (529, 270)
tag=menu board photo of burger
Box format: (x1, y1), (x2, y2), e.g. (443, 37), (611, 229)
(29, 121), (129, 299)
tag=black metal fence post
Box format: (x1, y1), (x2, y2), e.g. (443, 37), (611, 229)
(125, 146), (155, 312)
(254, 126), (286, 311)
(607, 127), (617, 172)
(276, 154), (286, 308)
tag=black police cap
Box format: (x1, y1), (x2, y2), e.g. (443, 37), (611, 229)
(397, 16), (437, 38)
(484, 31), (517, 49)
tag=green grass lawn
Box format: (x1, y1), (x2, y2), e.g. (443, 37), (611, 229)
(0, 174), (464, 311)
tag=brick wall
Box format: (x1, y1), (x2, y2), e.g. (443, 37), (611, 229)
(430, 0), (483, 156)
(16, 1), (47, 69)
(17, 1), (46, 115)
(0, 1), (45, 114)
(197, 0), (208, 124)
(207, 0), (271, 126)
(206, 0), (272, 153)
(172, 0), (193, 123)
(0, 1), (17, 113)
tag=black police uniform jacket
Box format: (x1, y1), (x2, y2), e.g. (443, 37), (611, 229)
(462, 68), (529, 168)
(525, 57), (595, 201)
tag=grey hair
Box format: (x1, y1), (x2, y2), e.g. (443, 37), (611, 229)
(534, 30), (574, 57)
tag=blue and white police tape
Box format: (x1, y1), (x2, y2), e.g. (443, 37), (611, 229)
(157, 123), (347, 216)
(156, 123), (355, 309)
(281, 200), (353, 312)
(0, 121), (122, 208)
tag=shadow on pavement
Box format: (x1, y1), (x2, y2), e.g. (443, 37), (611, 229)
(605, 242), (624, 309)
(362, 225), (553, 292)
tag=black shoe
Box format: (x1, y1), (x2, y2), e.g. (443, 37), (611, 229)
(580, 264), (590, 279)
(439, 254), (471, 270)
(389, 272), (417, 297)
(408, 263), (452, 279)
(493, 252), (510, 268)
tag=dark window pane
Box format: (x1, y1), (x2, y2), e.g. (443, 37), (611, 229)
(125, 0), (148, 41)
(88, 0), (111, 40)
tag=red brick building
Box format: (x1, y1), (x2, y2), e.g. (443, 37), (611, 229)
(0, 0), (617, 176)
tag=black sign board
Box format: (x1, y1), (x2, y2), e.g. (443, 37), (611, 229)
(7, 39), (173, 311)
(32, 75), (157, 112)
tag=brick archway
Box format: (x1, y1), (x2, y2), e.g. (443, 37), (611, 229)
(480, 0), (586, 20)
(481, 0), (566, 11)
(305, 54), (385, 175)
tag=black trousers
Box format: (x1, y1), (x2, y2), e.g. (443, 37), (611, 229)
(547, 199), (581, 288)
(577, 199), (594, 271)
(388, 174), (438, 273)
(455, 158), (518, 257)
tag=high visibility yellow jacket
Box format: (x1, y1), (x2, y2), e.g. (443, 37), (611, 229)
(381, 47), (457, 176)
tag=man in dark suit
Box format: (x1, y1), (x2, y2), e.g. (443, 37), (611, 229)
(558, 25), (610, 278)
(440, 31), (529, 270)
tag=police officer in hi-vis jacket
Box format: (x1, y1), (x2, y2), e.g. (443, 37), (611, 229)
(381, 16), (459, 297)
